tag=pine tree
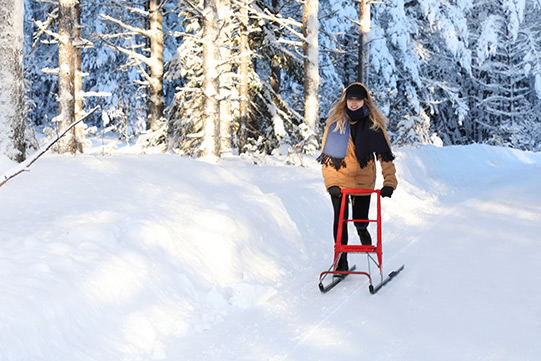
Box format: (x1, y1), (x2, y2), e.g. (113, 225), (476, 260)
(166, 0), (306, 157)
(25, 0), (60, 129)
(317, 0), (358, 117)
(410, 0), (472, 145)
(370, 0), (426, 145)
(165, 1), (210, 156)
(467, 0), (538, 148)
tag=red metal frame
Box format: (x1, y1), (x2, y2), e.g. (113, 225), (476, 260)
(319, 188), (383, 286)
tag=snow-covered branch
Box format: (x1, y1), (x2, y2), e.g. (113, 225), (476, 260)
(120, 4), (149, 17)
(31, 9), (60, 51)
(261, 8), (303, 29)
(183, 0), (204, 18)
(99, 35), (152, 68)
(132, 44), (153, 85)
(259, 8), (305, 42)
(99, 14), (150, 38)
(235, 0), (305, 42)
(277, 38), (303, 47)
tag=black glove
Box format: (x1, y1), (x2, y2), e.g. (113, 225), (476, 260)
(328, 186), (342, 197)
(381, 186), (394, 198)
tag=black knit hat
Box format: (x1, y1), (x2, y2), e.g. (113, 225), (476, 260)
(345, 84), (368, 99)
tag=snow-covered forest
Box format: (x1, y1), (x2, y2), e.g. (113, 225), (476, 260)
(1, 0), (541, 161)
(2, 2), (541, 360)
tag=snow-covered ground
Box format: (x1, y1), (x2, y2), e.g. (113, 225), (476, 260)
(1, 143), (541, 361)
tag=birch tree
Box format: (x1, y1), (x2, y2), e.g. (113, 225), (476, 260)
(201, 0), (221, 156)
(148, 0), (164, 132)
(218, 0), (233, 155)
(302, 0), (319, 137)
(0, 0), (25, 162)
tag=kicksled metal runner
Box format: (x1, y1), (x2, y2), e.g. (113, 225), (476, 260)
(319, 189), (404, 294)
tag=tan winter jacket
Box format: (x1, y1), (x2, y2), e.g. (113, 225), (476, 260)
(321, 125), (398, 192)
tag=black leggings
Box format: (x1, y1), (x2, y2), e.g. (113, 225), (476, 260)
(330, 194), (371, 246)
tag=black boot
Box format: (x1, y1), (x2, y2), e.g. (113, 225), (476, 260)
(334, 254), (348, 279)
(335, 254), (348, 271)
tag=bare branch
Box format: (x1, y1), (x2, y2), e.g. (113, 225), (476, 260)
(0, 106), (100, 188)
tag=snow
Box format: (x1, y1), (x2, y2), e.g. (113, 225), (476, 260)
(476, 16), (499, 63)
(1, 143), (541, 360)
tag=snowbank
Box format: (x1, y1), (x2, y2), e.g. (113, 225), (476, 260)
(1, 144), (540, 360)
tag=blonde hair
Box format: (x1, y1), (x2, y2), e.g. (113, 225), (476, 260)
(326, 82), (387, 133)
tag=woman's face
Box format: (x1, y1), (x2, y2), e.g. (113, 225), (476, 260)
(346, 97), (364, 111)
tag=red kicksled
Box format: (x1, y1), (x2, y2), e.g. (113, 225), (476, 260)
(319, 189), (404, 294)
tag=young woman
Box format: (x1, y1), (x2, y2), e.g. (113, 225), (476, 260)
(318, 82), (398, 273)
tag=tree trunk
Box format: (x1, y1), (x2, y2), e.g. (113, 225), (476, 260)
(57, 0), (77, 153)
(358, 0), (370, 85)
(302, 0), (319, 133)
(270, 0), (281, 94)
(238, 0), (249, 153)
(0, 0), (25, 162)
(148, 0), (164, 131)
(74, 1), (84, 152)
(219, 0), (232, 155)
(202, 0), (221, 156)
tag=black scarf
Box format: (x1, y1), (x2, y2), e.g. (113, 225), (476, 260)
(318, 106), (395, 170)
(347, 106), (395, 168)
